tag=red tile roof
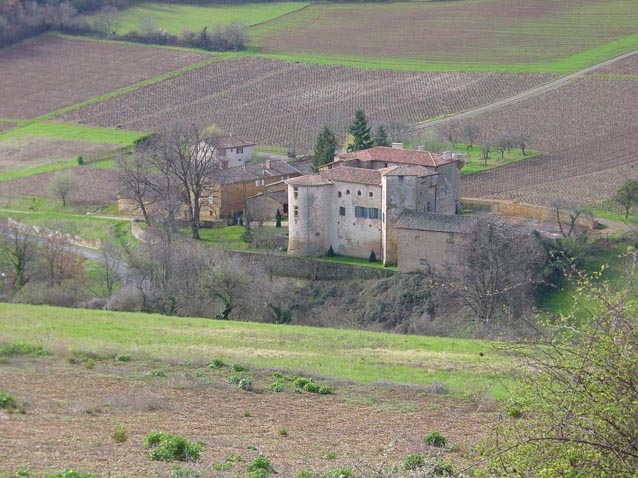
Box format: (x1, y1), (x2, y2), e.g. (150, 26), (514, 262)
(320, 167), (382, 186)
(335, 146), (452, 168)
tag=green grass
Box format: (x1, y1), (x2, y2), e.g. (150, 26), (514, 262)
(110, 2), (310, 35)
(197, 225), (251, 251)
(0, 122), (145, 146)
(317, 255), (393, 270)
(460, 147), (541, 175)
(0, 302), (510, 397)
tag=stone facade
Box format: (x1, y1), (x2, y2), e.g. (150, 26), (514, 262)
(287, 145), (463, 266)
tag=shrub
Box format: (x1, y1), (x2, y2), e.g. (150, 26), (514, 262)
(238, 378), (253, 391)
(0, 392), (16, 409)
(144, 432), (202, 462)
(424, 431), (447, 448)
(170, 466), (200, 478)
(209, 358), (226, 369)
(227, 375), (242, 384)
(0, 342), (47, 356)
(114, 354), (131, 363)
(403, 453), (425, 470)
(147, 370), (166, 377)
(369, 250), (377, 262)
(317, 385), (333, 395)
(272, 371), (284, 379)
(433, 462), (454, 476)
(231, 363), (245, 372)
(303, 381), (320, 393)
(248, 455), (275, 477)
(293, 376), (312, 389)
(111, 425), (127, 443)
(270, 380), (285, 392)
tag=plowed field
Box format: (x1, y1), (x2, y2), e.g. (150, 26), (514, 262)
(57, 56), (554, 153)
(1, 357), (493, 477)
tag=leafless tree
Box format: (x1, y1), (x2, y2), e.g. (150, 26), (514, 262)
(49, 170), (79, 207)
(99, 239), (122, 298)
(0, 219), (36, 290)
(449, 216), (546, 328)
(462, 123), (479, 151)
(550, 200), (593, 242)
(118, 152), (153, 225)
(436, 120), (460, 148)
(41, 233), (83, 287)
(140, 123), (221, 240)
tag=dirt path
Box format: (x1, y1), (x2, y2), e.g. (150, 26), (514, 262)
(411, 50), (638, 132)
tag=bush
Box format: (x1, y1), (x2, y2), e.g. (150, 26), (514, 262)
(0, 342), (47, 356)
(170, 466), (200, 478)
(238, 377), (253, 391)
(424, 431), (447, 447)
(303, 381), (320, 393)
(44, 470), (94, 478)
(403, 453), (425, 470)
(111, 425), (127, 443)
(248, 455), (275, 477)
(293, 376), (311, 389)
(209, 358), (226, 369)
(0, 392), (16, 409)
(144, 432), (202, 462)
(322, 468), (354, 478)
(231, 363), (245, 372)
(270, 380), (285, 392)
(114, 354), (131, 363)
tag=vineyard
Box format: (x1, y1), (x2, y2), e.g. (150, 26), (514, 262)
(459, 60), (638, 206)
(0, 36), (210, 120)
(249, 0), (638, 72)
(57, 56), (555, 154)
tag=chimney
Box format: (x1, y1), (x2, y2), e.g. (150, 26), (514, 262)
(265, 160), (272, 169)
(391, 142), (404, 149)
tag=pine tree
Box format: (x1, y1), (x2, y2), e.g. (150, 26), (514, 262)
(312, 125), (337, 171)
(347, 109), (373, 152)
(373, 125), (390, 147)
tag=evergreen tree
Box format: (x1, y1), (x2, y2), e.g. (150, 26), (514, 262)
(312, 125), (337, 171)
(373, 125), (390, 147)
(347, 109), (373, 152)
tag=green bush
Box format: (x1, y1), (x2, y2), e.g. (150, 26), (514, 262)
(303, 381), (320, 393)
(111, 425), (127, 443)
(238, 378), (253, 391)
(293, 376), (311, 389)
(114, 354), (131, 363)
(231, 363), (245, 372)
(270, 380), (285, 392)
(209, 358), (226, 369)
(248, 455), (275, 477)
(228, 375), (241, 384)
(321, 467), (354, 478)
(433, 462), (454, 476)
(403, 453), (425, 470)
(317, 385), (332, 395)
(424, 431), (447, 448)
(144, 432), (202, 462)
(0, 392), (16, 409)
(0, 342), (47, 356)
(170, 466), (200, 478)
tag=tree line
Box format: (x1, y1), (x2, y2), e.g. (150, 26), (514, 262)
(0, 0), (247, 51)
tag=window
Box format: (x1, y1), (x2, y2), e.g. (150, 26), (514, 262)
(426, 201), (431, 212)
(346, 189), (350, 195)
(339, 206), (346, 216)
(368, 208), (380, 219)
(218, 149), (226, 156)
(237, 147), (244, 154)
(293, 206), (299, 217)
(293, 187), (298, 199)
(369, 192), (374, 198)
(357, 190), (362, 196)
(338, 191), (342, 198)
(255, 179), (264, 187)
(398, 176), (404, 183)
(355, 206), (366, 218)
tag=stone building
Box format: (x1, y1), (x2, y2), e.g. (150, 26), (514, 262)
(286, 145), (464, 267)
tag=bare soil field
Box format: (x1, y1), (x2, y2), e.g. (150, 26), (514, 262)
(0, 137), (116, 173)
(0, 357), (493, 477)
(459, 74), (638, 206)
(250, 0), (637, 65)
(0, 36), (209, 120)
(0, 167), (122, 206)
(57, 56), (554, 152)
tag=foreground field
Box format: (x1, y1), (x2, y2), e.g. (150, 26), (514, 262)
(250, 0), (638, 72)
(0, 304), (503, 477)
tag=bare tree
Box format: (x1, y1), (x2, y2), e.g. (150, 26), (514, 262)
(41, 233), (83, 287)
(142, 123), (221, 240)
(49, 170), (79, 207)
(550, 201), (593, 242)
(99, 239), (122, 298)
(436, 120), (460, 148)
(118, 152), (153, 225)
(462, 123), (479, 151)
(0, 219), (36, 290)
(450, 216), (546, 327)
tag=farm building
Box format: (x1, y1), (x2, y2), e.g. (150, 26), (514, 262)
(197, 134), (256, 169)
(286, 145), (465, 268)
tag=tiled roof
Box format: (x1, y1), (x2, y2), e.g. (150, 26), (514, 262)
(380, 165), (438, 177)
(320, 167), (382, 185)
(206, 135), (256, 149)
(335, 146), (453, 168)
(395, 211), (474, 233)
(286, 175), (333, 186)
(215, 160), (299, 185)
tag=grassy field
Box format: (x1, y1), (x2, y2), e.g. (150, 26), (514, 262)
(249, 0), (638, 73)
(0, 303), (509, 397)
(111, 2), (309, 35)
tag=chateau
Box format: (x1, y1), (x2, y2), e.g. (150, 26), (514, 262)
(286, 145), (466, 270)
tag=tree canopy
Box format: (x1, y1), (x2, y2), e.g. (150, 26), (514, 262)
(313, 125), (337, 171)
(347, 109), (373, 152)
(613, 179), (638, 219)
